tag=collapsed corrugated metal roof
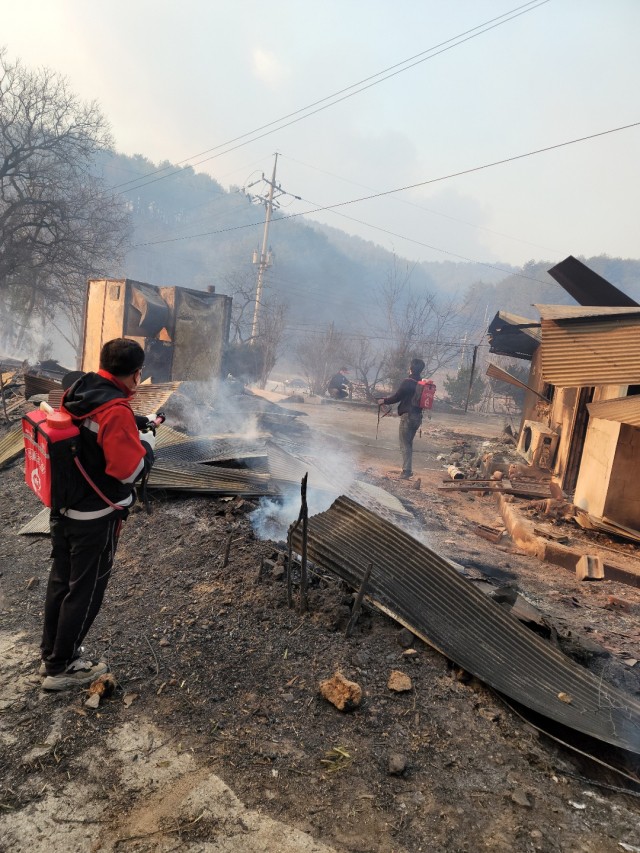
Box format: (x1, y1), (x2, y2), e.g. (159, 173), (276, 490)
(18, 507), (51, 535)
(547, 256), (639, 308)
(535, 305), (640, 387)
(485, 360), (546, 399)
(292, 496), (640, 754)
(154, 424), (194, 450)
(48, 381), (181, 416)
(155, 437), (267, 465)
(148, 461), (276, 495)
(587, 394), (640, 427)
(487, 311), (541, 360)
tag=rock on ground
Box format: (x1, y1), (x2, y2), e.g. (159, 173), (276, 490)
(319, 672), (362, 710)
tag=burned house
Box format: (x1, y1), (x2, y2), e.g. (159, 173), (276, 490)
(488, 256), (640, 532)
(82, 279), (232, 382)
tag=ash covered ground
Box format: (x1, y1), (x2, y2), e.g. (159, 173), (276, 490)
(2, 403), (640, 852)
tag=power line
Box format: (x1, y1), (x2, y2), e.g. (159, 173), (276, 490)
(132, 120), (640, 249)
(279, 153), (562, 255)
(114, 1), (550, 194)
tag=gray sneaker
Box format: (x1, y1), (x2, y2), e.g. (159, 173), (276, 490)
(39, 646), (85, 677)
(42, 658), (108, 691)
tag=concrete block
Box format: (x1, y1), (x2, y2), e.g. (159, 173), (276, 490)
(576, 554), (604, 581)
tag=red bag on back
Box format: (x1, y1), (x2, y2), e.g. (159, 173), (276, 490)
(23, 409), (83, 510)
(411, 379), (436, 410)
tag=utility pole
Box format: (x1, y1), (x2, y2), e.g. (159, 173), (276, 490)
(251, 153), (278, 342)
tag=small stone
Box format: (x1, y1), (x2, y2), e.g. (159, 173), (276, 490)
(88, 672), (117, 698)
(158, 638), (170, 647)
(511, 788), (531, 808)
(388, 753), (407, 775)
(397, 628), (415, 649)
(84, 693), (100, 709)
(319, 672), (362, 711)
(388, 670), (412, 692)
(557, 692), (572, 704)
(353, 651), (370, 667)
(282, 693), (294, 703)
(26, 576), (40, 590)
(402, 648), (418, 658)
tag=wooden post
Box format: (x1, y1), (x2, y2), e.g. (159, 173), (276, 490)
(0, 367), (7, 421)
(299, 473), (309, 614)
(346, 562), (373, 638)
(222, 534), (232, 568)
(286, 532), (294, 608)
(464, 345), (478, 413)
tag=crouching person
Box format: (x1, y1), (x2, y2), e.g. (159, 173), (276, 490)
(40, 339), (155, 690)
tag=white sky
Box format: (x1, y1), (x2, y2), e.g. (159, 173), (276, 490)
(4, 0), (640, 267)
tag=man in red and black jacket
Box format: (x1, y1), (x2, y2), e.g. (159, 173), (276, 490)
(40, 338), (155, 691)
(378, 358), (425, 480)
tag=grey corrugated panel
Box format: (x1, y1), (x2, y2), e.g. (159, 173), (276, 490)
(540, 317), (640, 387)
(587, 395), (640, 427)
(547, 256), (639, 308)
(148, 461), (275, 495)
(0, 428), (24, 468)
(18, 507), (51, 535)
(535, 304), (640, 321)
(291, 496), (640, 754)
(155, 438), (267, 465)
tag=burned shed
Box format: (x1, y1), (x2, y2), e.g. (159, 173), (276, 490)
(82, 279), (232, 382)
(487, 256), (640, 531)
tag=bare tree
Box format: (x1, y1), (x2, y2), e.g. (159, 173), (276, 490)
(373, 255), (483, 391)
(0, 50), (130, 356)
(222, 268), (288, 386)
(296, 323), (352, 396)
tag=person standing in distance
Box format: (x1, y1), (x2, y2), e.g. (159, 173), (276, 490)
(40, 338), (155, 691)
(378, 358), (426, 479)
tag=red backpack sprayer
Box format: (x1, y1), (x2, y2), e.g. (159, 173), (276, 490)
(23, 403), (164, 514)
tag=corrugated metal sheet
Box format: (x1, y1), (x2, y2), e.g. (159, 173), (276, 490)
(25, 374), (62, 399)
(535, 305), (640, 321)
(155, 438), (267, 465)
(547, 255), (639, 308)
(155, 424), (193, 450)
(539, 313), (640, 387)
(587, 394), (640, 427)
(266, 441), (335, 493)
(486, 361), (546, 399)
(349, 480), (412, 519)
(148, 461), (275, 495)
(18, 507), (51, 535)
(292, 496), (640, 754)
(48, 381), (181, 416)
(0, 428), (24, 468)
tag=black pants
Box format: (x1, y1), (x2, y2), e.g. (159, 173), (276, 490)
(41, 512), (125, 675)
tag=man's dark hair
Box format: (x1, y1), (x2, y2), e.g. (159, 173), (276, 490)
(410, 358), (425, 376)
(100, 338), (145, 377)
